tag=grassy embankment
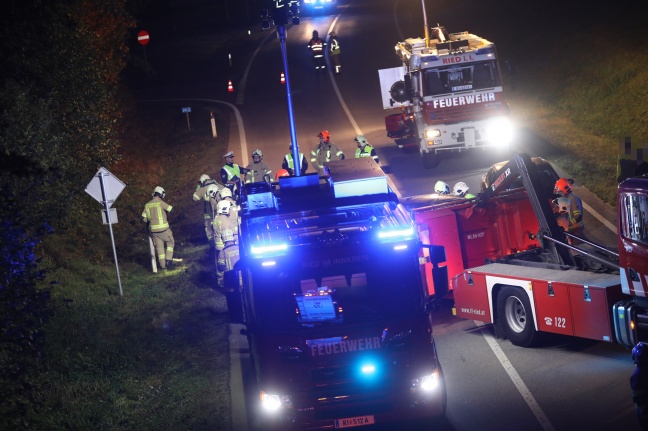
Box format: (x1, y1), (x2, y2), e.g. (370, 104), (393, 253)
(502, 11), (648, 205)
(29, 103), (233, 431)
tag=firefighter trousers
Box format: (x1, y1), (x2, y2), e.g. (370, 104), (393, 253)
(151, 229), (174, 269)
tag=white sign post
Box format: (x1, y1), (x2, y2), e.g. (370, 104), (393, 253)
(85, 167), (126, 296)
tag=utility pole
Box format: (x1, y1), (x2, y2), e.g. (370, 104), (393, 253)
(262, 1), (302, 175)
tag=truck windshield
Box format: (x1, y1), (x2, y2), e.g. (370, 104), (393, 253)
(422, 60), (501, 96)
(247, 253), (424, 331)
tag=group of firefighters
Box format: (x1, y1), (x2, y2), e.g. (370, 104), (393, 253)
(307, 30), (341, 74)
(141, 129), (379, 286)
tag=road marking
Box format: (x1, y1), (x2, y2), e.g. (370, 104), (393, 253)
(236, 31), (276, 106)
(475, 321), (556, 431)
(582, 201), (617, 233)
(138, 98), (249, 166)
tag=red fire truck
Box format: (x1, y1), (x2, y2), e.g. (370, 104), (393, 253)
(228, 158), (448, 429)
(378, 26), (512, 168)
(405, 153), (648, 348)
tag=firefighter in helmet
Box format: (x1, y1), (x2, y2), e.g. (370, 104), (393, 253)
(554, 178), (584, 238)
(434, 181), (450, 195)
(354, 135), (379, 164)
(141, 186), (175, 270)
(218, 187), (239, 220)
(193, 174), (219, 246)
(452, 181), (475, 199)
(245, 149), (272, 184)
(213, 199), (239, 287)
(282, 143), (309, 176)
(307, 30), (326, 71)
(328, 31), (341, 74)
(311, 130), (345, 176)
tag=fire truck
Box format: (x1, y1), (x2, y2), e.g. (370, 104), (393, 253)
(405, 153), (648, 348)
(227, 158), (448, 429)
(378, 26), (513, 169)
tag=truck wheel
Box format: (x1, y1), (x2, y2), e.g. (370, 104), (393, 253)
(497, 286), (537, 347)
(421, 153), (439, 169)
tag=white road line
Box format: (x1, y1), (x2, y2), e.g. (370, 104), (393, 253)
(474, 321), (556, 431)
(236, 31), (277, 106)
(583, 201), (617, 233)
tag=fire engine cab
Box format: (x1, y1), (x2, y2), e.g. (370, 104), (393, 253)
(228, 158), (448, 429)
(378, 26), (513, 168)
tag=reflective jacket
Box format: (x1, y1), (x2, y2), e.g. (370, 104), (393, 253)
(311, 142), (345, 171)
(308, 37), (326, 57)
(355, 144), (379, 164)
(142, 196), (172, 233)
(245, 161), (272, 183)
(213, 214), (239, 251)
(282, 153), (309, 176)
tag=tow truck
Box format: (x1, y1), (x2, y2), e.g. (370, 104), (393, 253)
(378, 25), (512, 168)
(406, 153), (648, 348)
(227, 158), (448, 429)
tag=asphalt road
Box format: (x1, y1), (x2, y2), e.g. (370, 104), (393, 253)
(134, 0), (639, 430)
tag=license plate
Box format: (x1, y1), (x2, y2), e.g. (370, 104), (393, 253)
(334, 415), (375, 428)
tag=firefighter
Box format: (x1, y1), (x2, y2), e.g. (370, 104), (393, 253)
(141, 186), (175, 270)
(217, 232), (240, 289)
(307, 30), (326, 71)
(554, 178), (584, 238)
(245, 149), (272, 184)
(220, 151), (248, 200)
(452, 181), (475, 199)
(434, 181), (450, 195)
(218, 187), (239, 220)
(282, 144), (309, 176)
(354, 135), (379, 164)
(213, 200), (239, 285)
(328, 31), (341, 74)
(311, 130), (345, 176)
(275, 169), (290, 182)
(193, 174), (219, 245)
(631, 342), (648, 430)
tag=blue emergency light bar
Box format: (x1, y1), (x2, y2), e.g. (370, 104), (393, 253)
(377, 226), (415, 240)
(251, 243), (288, 255)
(475, 47), (494, 55)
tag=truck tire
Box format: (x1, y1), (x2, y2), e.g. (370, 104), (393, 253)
(421, 153), (439, 169)
(497, 286), (537, 347)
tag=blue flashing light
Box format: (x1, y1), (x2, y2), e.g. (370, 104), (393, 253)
(421, 55), (438, 62)
(377, 227), (414, 240)
(251, 243), (288, 256)
(261, 261), (276, 267)
(361, 364), (376, 375)
(475, 47), (494, 55)
(393, 244), (408, 251)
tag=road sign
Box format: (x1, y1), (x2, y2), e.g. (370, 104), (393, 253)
(85, 167), (125, 208)
(137, 30), (150, 46)
(101, 208), (118, 225)
(182, 107), (192, 113)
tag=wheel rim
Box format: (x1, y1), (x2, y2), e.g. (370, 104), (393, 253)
(504, 295), (527, 333)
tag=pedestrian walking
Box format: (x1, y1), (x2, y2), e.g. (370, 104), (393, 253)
(328, 31), (341, 74)
(141, 186), (175, 270)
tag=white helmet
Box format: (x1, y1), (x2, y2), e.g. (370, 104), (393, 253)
(434, 181), (449, 195)
(354, 135), (368, 146)
(206, 184), (220, 199)
(554, 197), (570, 213)
(252, 149), (263, 158)
(217, 200), (232, 215)
(199, 174), (210, 184)
(153, 186), (165, 198)
(218, 187), (233, 200)
(452, 182), (469, 197)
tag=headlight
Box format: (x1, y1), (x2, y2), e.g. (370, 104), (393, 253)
(411, 370), (440, 392)
(260, 391), (292, 412)
(425, 129), (441, 139)
(484, 117), (513, 145)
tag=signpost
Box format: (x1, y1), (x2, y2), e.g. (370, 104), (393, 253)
(210, 111), (217, 138)
(85, 167), (126, 296)
(182, 107), (192, 131)
(137, 30), (150, 77)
